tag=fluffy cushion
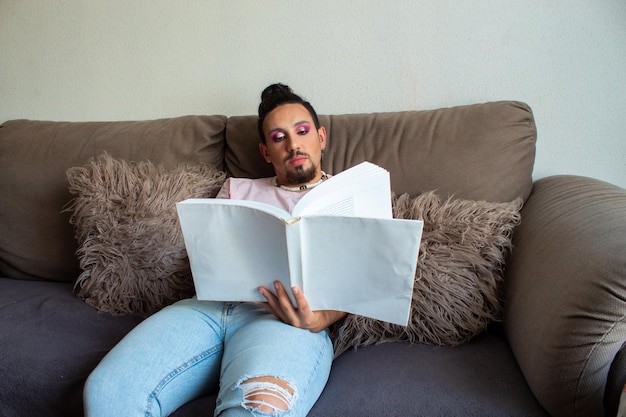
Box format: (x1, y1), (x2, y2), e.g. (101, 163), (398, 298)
(66, 153), (226, 317)
(332, 191), (522, 355)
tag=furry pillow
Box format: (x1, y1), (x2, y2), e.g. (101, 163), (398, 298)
(66, 153), (226, 317)
(331, 191), (522, 356)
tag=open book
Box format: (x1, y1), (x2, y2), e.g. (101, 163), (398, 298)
(176, 162), (423, 325)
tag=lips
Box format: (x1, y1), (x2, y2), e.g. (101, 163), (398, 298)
(288, 155), (308, 165)
(286, 152), (309, 166)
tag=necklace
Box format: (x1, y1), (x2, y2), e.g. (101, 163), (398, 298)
(275, 172), (328, 192)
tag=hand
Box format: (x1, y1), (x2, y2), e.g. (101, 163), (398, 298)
(258, 280), (347, 333)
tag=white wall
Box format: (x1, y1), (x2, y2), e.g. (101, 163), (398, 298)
(1, 0), (625, 187)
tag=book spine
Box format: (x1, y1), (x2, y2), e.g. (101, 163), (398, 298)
(284, 219), (303, 306)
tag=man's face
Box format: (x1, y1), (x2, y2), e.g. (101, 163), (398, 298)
(259, 103), (327, 187)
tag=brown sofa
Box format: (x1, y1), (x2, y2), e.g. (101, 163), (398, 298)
(1, 101), (625, 417)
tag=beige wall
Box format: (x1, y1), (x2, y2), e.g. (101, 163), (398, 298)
(1, 0), (624, 187)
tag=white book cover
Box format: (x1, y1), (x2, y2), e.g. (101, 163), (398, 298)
(176, 162), (423, 325)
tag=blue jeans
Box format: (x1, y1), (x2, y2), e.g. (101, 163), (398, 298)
(84, 299), (334, 417)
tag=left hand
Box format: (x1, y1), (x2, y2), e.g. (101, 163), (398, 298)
(258, 280), (347, 333)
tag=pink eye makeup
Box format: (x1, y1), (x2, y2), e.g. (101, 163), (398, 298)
(269, 130), (286, 142)
(296, 123), (311, 135)
(268, 122), (312, 143)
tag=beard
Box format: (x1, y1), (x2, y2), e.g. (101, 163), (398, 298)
(284, 151), (317, 185)
(286, 163), (317, 185)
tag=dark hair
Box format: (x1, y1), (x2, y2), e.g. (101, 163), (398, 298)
(257, 83), (320, 143)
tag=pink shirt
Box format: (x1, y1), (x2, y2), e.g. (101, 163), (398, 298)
(216, 177), (313, 214)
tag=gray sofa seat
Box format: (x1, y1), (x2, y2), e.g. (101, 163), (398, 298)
(0, 278), (547, 417)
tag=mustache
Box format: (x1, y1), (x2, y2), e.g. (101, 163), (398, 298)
(284, 151), (310, 162)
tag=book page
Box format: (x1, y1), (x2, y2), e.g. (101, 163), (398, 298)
(293, 161), (392, 219)
(176, 202), (294, 302)
(180, 198), (293, 221)
(299, 216), (422, 325)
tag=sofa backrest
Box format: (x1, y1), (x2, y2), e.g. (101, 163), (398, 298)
(0, 101), (536, 283)
(0, 116), (226, 282)
(225, 101), (536, 203)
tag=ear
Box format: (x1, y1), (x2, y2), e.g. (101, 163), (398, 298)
(318, 126), (327, 150)
(259, 142), (271, 163)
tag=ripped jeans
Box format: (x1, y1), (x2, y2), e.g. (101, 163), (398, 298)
(84, 299), (334, 417)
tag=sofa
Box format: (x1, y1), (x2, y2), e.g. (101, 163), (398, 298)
(1, 101), (625, 417)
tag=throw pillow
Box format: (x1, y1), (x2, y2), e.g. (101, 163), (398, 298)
(331, 191), (522, 356)
(66, 153), (226, 317)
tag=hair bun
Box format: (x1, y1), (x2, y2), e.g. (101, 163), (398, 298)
(261, 83), (294, 101)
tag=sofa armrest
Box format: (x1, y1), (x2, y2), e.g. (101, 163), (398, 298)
(503, 175), (626, 417)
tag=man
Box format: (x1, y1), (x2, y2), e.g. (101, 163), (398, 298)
(84, 84), (345, 417)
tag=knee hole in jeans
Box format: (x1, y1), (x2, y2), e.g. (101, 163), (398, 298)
(237, 375), (297, 414)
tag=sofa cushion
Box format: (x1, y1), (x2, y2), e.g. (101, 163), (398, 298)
(0, 276), (548, 417)
(332, 191), (522, 355)
(170, 329), (548, 417)
(0, 116), (226, 282)
(66, 153), (226, 317)
(0, 278), (142, 417)
(225, 101), (536, 203)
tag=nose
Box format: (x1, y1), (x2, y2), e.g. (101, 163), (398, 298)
(284, 134), (300, 152)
